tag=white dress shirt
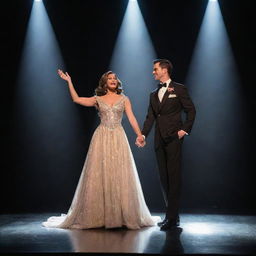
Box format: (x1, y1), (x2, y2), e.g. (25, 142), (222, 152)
(158, 79), (171, 102)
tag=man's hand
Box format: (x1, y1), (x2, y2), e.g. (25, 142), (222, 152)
(178, 130), (187, 139)
(135, 135), (146, 148)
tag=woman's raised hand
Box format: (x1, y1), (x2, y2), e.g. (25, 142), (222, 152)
(58, 69), (71, 83)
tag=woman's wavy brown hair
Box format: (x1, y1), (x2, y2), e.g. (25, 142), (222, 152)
(95, 71), (123, 96)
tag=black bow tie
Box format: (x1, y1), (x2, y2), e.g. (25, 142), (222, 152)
(158, 83), (167, 88)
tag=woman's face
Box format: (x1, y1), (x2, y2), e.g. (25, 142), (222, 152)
(106, 73), (118, 90)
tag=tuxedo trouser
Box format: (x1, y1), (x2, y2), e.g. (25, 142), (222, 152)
(155, 136), (183, 221)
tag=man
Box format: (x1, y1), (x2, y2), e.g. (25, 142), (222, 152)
(137, 59), (196, 230)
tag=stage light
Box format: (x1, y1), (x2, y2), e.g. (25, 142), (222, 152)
(183, 0), (247, 209)
(12, 0), (81, 211)
(185, 223), (215, 235)
(109, 0), (161, 211)
(110, 0), (156, 112)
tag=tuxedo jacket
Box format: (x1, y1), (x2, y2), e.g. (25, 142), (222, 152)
(142, 81), (196, 148)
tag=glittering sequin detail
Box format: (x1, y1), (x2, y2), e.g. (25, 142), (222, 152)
(42, 95), (160, 229)
(97, 95), (125, 129)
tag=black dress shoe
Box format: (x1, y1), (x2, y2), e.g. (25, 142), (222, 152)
(157, 218), (167, 227)
(160, 219), (179, 231)
(176, 216), (180, 226)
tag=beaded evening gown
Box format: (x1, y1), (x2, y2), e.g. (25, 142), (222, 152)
(42, 95), (159, 229)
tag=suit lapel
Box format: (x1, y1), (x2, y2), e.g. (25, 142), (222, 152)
(152, 88), (160, 112)
(159, 89), (169, 111)
(158, 81), (175, 112)
(154, 88), (160, 104)
(152, 81), (175, 113)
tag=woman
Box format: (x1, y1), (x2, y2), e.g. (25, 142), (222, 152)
(42, 70), (159, 229)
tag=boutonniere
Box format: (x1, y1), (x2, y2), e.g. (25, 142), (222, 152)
(167, 87), (175, 94)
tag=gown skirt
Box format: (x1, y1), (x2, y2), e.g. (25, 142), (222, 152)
(42, 95), (160, 229)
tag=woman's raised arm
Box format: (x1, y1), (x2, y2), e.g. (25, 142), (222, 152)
(58, 69), (96, 107)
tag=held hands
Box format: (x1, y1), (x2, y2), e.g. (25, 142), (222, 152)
(58, 69), (71, 83)
(135, 131), (186, 147)
(135, 135), (146, 148)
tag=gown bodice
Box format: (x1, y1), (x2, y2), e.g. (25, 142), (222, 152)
(96, 95), (126, 129)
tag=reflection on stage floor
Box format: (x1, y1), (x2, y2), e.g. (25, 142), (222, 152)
(0, 213), (255, 255)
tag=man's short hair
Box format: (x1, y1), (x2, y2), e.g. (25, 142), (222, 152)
(153, 59), (173, 76)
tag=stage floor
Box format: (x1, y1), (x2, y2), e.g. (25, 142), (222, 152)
(0, 213), (255, 255)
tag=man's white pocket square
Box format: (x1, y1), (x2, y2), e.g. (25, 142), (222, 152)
(168, 94), (177, 98)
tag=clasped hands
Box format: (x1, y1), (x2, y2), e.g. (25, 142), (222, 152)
(135, 130), (187, 148)
(135, 135), (146, 148)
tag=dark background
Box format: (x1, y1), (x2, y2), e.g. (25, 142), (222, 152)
(1, 0), (255, 214)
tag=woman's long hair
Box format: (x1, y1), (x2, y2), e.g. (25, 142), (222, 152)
(95, 71), (123, 96)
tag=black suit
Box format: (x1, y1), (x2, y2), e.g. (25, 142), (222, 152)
(142, 81), (196, 221)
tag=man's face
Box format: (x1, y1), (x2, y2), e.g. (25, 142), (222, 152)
(152, 62), (165, 81)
